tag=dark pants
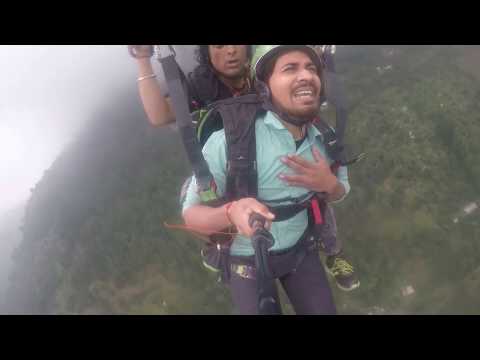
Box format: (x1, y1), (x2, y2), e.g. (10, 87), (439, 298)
(228, 249), (336, 315)
(321, 203), (342, 256)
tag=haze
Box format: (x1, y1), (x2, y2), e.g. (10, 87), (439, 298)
(0, 45), (196, 215)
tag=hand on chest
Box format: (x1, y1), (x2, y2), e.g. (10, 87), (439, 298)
(255, 129), (330, 200)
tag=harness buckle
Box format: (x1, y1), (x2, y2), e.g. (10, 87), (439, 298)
(154, 45), (177, 60)
(341, 152), (367, 167)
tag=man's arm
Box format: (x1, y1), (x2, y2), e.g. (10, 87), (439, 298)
(181, 130), (274, 238)
(326, 179), (346, 203)
(183, 203), (233, 236)
(181, 130), (229, 236)
(327, 164), (350, 203)
(183, 198), (274, 238)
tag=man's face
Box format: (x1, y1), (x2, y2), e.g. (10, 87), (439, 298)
(267, 50), (321, 120)
(208, 45), (249, 79)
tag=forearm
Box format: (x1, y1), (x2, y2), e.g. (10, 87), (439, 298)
(326, 179), (346, 203)
(137, 58), (175, 127)
(183, 204), (232, 236)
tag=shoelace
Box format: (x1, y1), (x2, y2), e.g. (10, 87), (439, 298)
(331, 258), (354, 276)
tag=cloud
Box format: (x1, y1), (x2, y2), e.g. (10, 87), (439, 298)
(0, 45), (197, 213)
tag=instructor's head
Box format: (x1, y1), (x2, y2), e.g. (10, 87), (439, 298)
(196, 45), (251, 79)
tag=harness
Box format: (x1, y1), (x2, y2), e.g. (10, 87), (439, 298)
(187, 63), (252, 110)
(155, 45), (364, 314)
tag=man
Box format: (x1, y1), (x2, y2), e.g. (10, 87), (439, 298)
(128, 45), (252, 126)
(130, 44), (359, 293)
(182, 45), (352, 314)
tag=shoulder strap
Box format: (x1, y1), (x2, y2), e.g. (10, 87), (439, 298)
(211, 94), (264, 201)
(313, 118), (337, 155)
(188, 65), (234, 108)
(157, 49), (217, 202)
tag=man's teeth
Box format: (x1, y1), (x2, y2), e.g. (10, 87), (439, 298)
(295, 90), (314, 97)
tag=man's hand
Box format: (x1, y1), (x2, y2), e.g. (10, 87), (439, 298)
(279, 146), (338, 194)
(228, 198), (275, 238)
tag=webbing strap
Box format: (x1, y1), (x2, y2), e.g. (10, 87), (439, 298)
(311, 198), (324, 225)
(157, 50), (215, 194)
(322, 49), (348, 165)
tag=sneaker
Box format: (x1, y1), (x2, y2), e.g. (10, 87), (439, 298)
(325, 253), (360, 291)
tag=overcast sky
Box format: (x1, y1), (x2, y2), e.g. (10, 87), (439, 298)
(0, 45), (196, 215)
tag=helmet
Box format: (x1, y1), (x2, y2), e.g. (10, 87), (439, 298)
(252, 45), (324, 82)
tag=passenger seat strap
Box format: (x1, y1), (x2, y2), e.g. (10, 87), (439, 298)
(311, 198), (323, 225)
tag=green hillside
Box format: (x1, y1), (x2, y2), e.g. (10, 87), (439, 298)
(4, 45), (479, 314)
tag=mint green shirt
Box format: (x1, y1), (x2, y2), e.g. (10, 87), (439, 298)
(182, 111), (350, 257)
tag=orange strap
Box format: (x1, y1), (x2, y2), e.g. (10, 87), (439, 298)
(164, 222), (237, 241)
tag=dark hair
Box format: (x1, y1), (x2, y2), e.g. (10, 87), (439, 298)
(195, 45), (253, 67)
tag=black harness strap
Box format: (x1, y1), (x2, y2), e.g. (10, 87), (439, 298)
(156, 47), (217, 202)
(211, 94), (263, 201)
(322, 47), (348, 165)
(188, 65), (223, 109)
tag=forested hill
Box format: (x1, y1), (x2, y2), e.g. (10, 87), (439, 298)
(4, 46), (480, 314)
(3, 86), (231, 314)
(334, 45), (480, 314)
(0, 206), (23, 311)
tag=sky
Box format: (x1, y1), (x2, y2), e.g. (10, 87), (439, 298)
(0, 45), (196, 215)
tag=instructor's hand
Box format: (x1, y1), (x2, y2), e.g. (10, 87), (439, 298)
(128, 45), (154, 59)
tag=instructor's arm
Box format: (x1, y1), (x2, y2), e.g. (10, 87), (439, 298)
(131, 45), (176, 127)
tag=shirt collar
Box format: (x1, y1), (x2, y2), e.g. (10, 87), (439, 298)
(262, 111), (324, 142)
(263, 111), (288, 131)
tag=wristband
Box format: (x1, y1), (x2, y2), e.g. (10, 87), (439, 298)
(137, 74), (157, 82)
(225, 202), (235, 225)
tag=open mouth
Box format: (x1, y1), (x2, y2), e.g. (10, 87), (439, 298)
(293, 87), (317, 101)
